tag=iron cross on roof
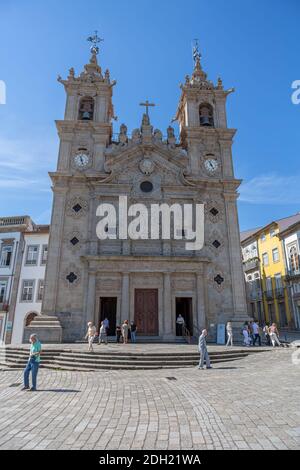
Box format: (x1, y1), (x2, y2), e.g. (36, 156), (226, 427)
(139, 100), (156, 116)
(87, 30), (104, 55)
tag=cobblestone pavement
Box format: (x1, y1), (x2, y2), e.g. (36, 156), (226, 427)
(0, 347), (299, 450)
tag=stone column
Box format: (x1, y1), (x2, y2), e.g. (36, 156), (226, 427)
(121, 272), (130, 322)
(196, 270), (206, 332)
(86, 271), (96, 325)
(224, 192), (248, 323)
(163, 272), (173, 339)
(42, 186), (68, 316)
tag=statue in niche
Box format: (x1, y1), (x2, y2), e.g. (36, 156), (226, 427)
(167, 125), (176, 148)
(153, 129), (163, 143)
(132, 128), (141, 143)
(119, 123), (128, 145)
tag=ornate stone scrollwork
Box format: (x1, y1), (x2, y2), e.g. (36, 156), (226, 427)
(66, 196), (88, 218)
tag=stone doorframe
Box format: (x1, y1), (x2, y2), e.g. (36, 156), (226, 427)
(82, 255), (211, 340)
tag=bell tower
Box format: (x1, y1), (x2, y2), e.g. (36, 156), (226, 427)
(175, 43), (235, 178)
(24, 33), (117, 343)
(56, 31), (116, 174)
(175, 42), (249, 334)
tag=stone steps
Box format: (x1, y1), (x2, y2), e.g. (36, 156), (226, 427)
(0, 346), (266, 371)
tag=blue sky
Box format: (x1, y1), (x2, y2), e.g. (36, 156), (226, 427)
(0, 0), (299, 231)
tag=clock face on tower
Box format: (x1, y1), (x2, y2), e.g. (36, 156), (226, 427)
(204, 157), (219, 175)
(73, 152), (91, 170)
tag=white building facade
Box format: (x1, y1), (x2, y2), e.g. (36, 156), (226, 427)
(281, 222), (300, 329)
(12, 228), (49, 344)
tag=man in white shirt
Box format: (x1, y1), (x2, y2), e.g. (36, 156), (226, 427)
(176, 314), (185, 336)
(252, 321), (261, 346)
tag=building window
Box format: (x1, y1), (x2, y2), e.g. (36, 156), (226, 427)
(21, 280), (35, 302)
(0, 245), (13, 267)
(0, 280), (7, 303)
(266, 277), (272, 292)
(262, 252), (269, 266)
(36, 279), (44, 302)
(270, 229), (277, 237)
(25, 245), (39, 266)
(247, 275), (252, 282)
(41, 245), (48, 265)
(272, 248), (280, 263)
(275, 274), (282, 289)
(261, 233), (266, 242)
(289, 245), (299, 272)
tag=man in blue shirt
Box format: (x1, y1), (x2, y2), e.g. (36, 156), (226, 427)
(22, 334), (42, 392)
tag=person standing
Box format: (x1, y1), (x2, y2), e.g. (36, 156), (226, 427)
(226, 321), (233, 346)
(176, 314), (185, 336)
(263, 323), (271, 346)
(269, 323), (281, 347)
(85, 321), (97, 352)
(242, 325), (250, 347)
(103, 317), (110, 335)
(98, 321), (108, 345)
(252, 320), (261, 346)
(116, 325), (122, 343)
(130, 321), (137, 343)
(22, 334), (42, 392)
(122, 320), (129, 344)
(198, 329), (212, 370)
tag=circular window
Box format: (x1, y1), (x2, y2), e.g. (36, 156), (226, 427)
(140, 181), (153, 193)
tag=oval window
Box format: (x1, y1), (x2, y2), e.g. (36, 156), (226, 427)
(140, 181), (153, 193)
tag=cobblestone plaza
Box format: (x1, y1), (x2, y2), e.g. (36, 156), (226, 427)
(0, 347), (299, 450)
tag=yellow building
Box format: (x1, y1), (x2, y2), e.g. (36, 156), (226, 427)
(257, 223), (291, 327)
(241, 213), (300, 329)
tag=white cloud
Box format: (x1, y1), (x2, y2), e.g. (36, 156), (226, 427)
(0, 135), (57, 192)
(239, 173), (300, 204)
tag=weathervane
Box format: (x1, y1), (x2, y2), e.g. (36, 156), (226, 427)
(87, 30), (104, 55)
(192, 38), (201, 65)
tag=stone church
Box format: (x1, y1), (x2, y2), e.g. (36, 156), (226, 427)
(26, 42), (248, 343)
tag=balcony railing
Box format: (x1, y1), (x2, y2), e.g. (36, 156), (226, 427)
(275, 287), (285, 298)
(264, 290), (274, 300)
(243, 257), (260, 271)
(286, 268), (300, 279)
(249, 290), (263, 301)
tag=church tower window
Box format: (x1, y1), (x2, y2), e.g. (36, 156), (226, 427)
(78, 96), (94, 121)
(140, 181), (153, 193)
(199, 103), (214, 127)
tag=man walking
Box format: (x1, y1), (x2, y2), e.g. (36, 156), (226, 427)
(198, 329), (212, 370)
(252, 320), (261, 346)
(22, 334), (42, 392)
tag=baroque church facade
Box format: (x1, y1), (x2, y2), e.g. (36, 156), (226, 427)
(26, 44), (248, 343)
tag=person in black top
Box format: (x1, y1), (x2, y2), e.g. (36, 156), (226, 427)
(116, 325), (122, 343)
(130, 321), (137, 343)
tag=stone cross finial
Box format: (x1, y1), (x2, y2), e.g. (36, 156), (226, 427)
(139, 100), (155, 117)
